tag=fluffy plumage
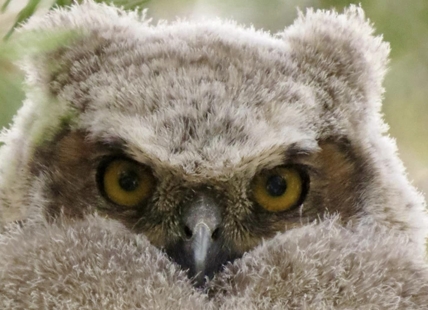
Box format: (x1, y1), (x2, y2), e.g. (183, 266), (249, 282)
(0, 1), (428, 308)
(1, 215), (428, 309)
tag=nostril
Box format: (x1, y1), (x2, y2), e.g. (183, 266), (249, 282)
(184, 225), (193, 239)
(211, 227), (220, 240)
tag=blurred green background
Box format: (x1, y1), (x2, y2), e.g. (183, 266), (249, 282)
(1, 0), (428, 196)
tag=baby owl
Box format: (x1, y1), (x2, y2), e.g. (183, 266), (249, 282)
(0, 1), (427, 287)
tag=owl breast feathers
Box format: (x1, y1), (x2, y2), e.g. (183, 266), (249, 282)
(0, 1), (428, 308)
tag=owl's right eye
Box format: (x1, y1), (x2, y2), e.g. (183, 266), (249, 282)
(98, 158), (155, 207)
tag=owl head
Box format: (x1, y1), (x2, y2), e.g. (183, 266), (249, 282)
(0, 1), (426, 285)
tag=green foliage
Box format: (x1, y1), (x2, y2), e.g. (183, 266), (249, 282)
(3, 0), (41, 39)
(0, 30), (79, 137)
(0, 64), (23, 132)
(1, 30), (77, 59)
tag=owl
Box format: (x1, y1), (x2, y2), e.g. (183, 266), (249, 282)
(0, 1), (427, 290)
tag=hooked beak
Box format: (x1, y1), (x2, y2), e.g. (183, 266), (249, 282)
(165, 191), (238, 287)
(192, 222), (212, 278)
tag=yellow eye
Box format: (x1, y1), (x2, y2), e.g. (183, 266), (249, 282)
(252, 166), (306, 212)
(101, 159), (155, 207)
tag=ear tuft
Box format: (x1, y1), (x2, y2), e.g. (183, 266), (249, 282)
(281, 5), (390, 124)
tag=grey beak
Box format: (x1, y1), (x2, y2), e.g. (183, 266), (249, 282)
(182, 192), (221, 285)
(165, 191), (240, 287)
(192, 222), (212, 276)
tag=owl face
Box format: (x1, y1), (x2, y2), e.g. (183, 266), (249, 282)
(1, 2), (427, 287)
(31, 130), (369, 284)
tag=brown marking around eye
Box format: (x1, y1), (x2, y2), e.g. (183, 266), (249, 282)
(315, 138), (369, 220)
(28, 131), (372, 257)
(30, 130), (128, 221)
(226, 138), (371, 254)
(29, 130), (182, 248)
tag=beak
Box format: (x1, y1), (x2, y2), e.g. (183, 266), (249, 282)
(192, 222), (212, 277)
(165, 191), (237, 287)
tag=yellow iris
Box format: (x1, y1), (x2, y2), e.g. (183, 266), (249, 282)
(102, 159), (154, 207)
(252, 167), (303, 212)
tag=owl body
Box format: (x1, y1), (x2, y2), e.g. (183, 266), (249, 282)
(0, 1), (427, 285)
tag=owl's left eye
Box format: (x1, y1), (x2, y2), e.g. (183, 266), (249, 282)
(98, 158), (155, 207)
(251, 166), (308, 212)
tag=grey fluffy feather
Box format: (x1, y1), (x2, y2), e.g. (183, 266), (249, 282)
(1, 215), (428, 309)
(1, 1), (428, 308)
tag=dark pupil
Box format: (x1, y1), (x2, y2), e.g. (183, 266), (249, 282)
(266, 175), (287, 197)
(118, 170), (140, 192)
